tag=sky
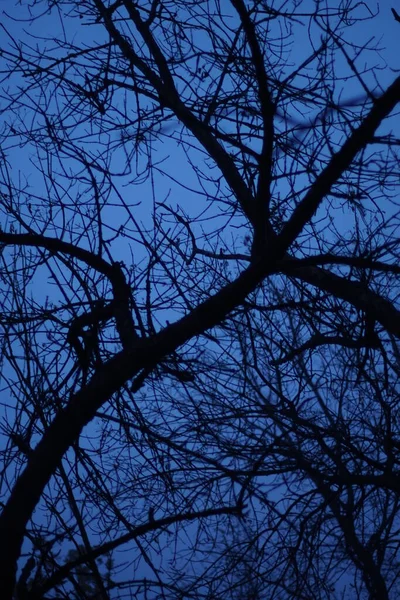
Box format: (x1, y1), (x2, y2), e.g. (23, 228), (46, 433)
(1, 1), (400, 598)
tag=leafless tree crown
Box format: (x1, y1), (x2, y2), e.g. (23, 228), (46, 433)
(1, 1), (400, 599)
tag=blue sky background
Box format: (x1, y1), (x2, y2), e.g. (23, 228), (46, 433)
(1, 1), (400, 598)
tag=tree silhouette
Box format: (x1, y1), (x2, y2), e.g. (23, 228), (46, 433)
(1, 1), (400, 598)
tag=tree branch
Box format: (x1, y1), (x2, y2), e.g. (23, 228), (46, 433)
(277, 75), (400, 253)
(0, 260), (265, 597)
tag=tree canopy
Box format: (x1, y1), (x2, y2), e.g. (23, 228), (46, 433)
(1, 1), (400, 598)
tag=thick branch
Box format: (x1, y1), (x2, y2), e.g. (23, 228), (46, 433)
(92, 0), (257, 225)
(0, 231), (114, 277)
(285, 254), (400, 275)
(277, 75), (400, 253)
(0, 260), (266, 598)
(287, 262), (400, 338)
(230, 0), (274, 238)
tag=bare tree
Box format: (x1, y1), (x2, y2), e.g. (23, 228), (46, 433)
(1, 1), (400, 598)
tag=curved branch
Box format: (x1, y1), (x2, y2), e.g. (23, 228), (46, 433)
(0, 260), (265, 597)
(0, 231), (114, 277)
(0, 232), (138, 349)
(271, 332), (375, 366)
(36, 505), (242, 596)
(287, 262), (400, 338)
